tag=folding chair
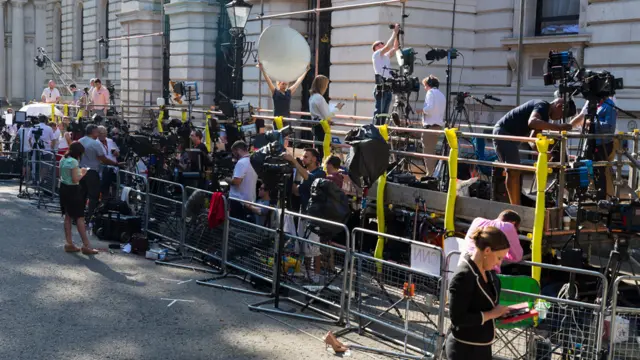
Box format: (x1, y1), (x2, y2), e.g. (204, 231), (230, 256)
(493, 275), (540, 360)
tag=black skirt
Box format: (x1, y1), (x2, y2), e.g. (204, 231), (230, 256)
(59, 183), (85, 219)
(445, 334), (492, 360)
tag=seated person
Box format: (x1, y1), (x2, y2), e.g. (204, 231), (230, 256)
(459, 210), (523, 272)
(246, 181), (272, 227)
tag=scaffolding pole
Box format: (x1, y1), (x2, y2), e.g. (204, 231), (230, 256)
(247, 0), (403, 22)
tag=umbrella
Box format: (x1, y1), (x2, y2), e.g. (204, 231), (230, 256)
(18, 103), (64, 118)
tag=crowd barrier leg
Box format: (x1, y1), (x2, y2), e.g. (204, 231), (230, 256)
(247, 209), (351, 325)
(608, 275), (640, 360)
(197, 197), (277, 297)
(334, 228), (443, 359)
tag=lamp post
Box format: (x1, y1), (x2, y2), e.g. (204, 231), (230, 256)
(225, 0), (252, 101)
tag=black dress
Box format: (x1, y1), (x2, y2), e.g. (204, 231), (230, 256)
(445, 254), (501, 360)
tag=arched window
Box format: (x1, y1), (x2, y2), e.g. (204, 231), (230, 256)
(52, 3), (62, 61)
(97, 0), (109, 59)
(72, 1), (83, 61)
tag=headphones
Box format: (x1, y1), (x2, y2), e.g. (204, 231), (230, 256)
(426, 76), (439, 89)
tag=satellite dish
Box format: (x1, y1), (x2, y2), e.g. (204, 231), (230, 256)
(258, 25), (311, 83)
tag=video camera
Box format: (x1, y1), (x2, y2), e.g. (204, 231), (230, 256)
(376, 71), (420, 95)
(543, 50), (624, 102)
(250, 126), (294, 189)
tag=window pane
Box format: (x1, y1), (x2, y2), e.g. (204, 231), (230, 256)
(531, 58), (546, 78)
(541, 0), (579, 18)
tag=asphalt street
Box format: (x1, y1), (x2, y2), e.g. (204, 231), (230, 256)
(0, 183), (396, 360)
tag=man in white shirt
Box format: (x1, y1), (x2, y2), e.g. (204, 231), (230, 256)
(226, 140), (258, 221)
(41, 80), (61, 104)
(97, 125), (120, 198)
(416, 75), (446, 176)
(371, 24), (399, 124)
(28, 115), (57, 153)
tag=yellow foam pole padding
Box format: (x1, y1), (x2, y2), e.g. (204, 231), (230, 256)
(319, 118), (332, 164)
(76, 108), (83, 121)
(274, 116), (284, 130)
(374, 124), (390, 267)
(181, 110), (187, 123)
(205, 113), (212, 152)
(444, 128), (459, 236)
(532, 135), (552, 283)
(50, 103), (55, 122)
(63, 104), (68, 117)
(157, 107), (164, 133)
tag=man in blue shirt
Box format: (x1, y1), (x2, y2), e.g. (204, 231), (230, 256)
(284, 148), (326, 283)
(570, 97), (618, 199)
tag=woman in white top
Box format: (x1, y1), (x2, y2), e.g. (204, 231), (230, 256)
(308, 75), (344, 160)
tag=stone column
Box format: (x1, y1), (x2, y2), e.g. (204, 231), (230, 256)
(118, 0), (163, 125)
(34, 1), (47, 92)
(164, 0), (219, 107)
(0, 0), (6, 101)
(11, 0), (26, 103)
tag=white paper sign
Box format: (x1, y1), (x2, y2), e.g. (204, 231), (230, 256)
(410, 244), (442, 277)
(5, 114), (12, 126)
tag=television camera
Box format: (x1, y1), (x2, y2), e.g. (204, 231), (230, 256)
(250, 126), (294, 190)
(543, 50), (624, 103)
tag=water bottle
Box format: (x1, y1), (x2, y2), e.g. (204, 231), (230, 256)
(173, 167), (179, 182)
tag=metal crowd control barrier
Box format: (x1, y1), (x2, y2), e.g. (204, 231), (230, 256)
(116, 170), (148, 231)
(198, 196), (278, 297)
(437, 250), (609, 360)
(335, 228), (444, 359)
(145, 177), (186, 252)
(36, 151), (60, 213)
(248, 209), (351, 325)
(155, 187), (226, 274)
(608, 276), (640, 360)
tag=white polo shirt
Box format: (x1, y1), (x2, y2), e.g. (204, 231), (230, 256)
(42, 87), (61, 103)
(422, 88), (446, 127)
(372, 49), (392, 78)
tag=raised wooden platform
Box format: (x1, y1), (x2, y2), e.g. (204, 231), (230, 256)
(369, 181), (562, 233)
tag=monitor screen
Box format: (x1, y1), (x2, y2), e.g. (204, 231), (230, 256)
(14, 111), (26, 124)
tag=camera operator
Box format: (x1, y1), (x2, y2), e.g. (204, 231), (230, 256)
(284, 148), (326, 283)
(29, 115), (57, 156)
(569, 97), (618, 199)
(97, 125), (120, 199)
(225, 140), (258, 220)
(493, 95), (575, 205)
(371, 24), (400, 123)
(69, 84), (85, 106)
(79, 124), (120, 221)
(415, 75), (446, 176)
(41, 80), (61, 104)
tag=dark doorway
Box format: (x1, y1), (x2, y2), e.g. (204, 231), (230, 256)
(301, 0), (332, 113)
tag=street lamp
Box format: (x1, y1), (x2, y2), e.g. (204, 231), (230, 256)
(225, 0), (253, 100)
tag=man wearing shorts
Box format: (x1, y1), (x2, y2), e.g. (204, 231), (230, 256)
(493, 97), (574, 205)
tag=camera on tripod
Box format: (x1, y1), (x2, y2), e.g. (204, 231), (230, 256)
(250, 126), (294, 189)
(376, 71), (420, 95)
(543, 50), (624, 101)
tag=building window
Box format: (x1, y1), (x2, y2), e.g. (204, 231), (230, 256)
(72, 2), (83, 61)
(536, 0), (579, 36)
(52, 3), (62, 61)
(98, 0), (109, 59)
(530, 58), (546, 78)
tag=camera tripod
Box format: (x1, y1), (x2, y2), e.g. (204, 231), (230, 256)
(602, 233), (640, 306)
(435, 93), (499, 190)
(386, 91), (427, 175)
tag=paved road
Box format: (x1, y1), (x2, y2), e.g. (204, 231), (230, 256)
(0, 184), (395, 360)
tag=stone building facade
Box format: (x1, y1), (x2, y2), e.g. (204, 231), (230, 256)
(3, 0), (638, 129)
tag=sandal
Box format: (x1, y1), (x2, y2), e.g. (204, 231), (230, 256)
(64, 244), (81, 253)
(81, 247), (99, 255)
(324, 331), (349, 353)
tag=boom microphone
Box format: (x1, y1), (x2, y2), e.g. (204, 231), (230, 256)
(484, 95), (502, 102)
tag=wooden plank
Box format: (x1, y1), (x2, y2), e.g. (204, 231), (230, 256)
(368, 181), (556, 233)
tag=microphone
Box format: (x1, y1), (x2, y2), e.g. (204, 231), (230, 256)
(485, 94), (502, 102)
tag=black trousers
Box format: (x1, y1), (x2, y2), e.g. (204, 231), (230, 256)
(80, 170), (101, 221)
(313, 124), (325, 160)
(100, 167), (117, 200)
(445, 334), (492, 360)
(587, 140), (614, 200)
(230, 200), (254, 223)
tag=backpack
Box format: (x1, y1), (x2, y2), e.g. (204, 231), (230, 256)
(305, 178), (350, 238)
